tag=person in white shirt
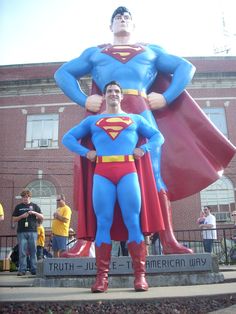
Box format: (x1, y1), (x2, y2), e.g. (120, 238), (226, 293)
(199, 206), (217, 253)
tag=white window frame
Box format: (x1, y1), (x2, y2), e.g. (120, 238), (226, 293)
(25, 114), (59, 149)
(200, 176), (235, 223)
(26, 180), (57, 229)
(203, 107), (228, 137)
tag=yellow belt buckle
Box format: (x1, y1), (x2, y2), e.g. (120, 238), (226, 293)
(128, 155), (134, 162)
(97, 155), (134, 163)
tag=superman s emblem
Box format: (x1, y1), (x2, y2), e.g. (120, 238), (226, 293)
(96, 117), (133, 140)
(102, 45), (145, 63)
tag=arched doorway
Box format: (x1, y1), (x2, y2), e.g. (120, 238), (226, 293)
(26, 180), (57, 228)
(200, 176), (235, 223)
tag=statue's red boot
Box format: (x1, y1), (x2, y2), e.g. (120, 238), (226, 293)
(158, 190), (193, 254)
(91, 243), (112, 293)
(127, 241), (149, 292)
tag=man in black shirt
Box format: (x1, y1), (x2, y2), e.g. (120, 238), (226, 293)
(12, 189), (43, 276)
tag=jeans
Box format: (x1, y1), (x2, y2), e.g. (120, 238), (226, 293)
(203, 239), (214, 253)
(17, 232), (37, 273)
(37, 246), (44, 260)
(152, 238), (163, 255)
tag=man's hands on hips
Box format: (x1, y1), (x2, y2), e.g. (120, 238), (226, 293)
(87, 149), (145, 162)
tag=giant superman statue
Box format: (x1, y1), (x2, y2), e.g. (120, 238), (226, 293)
(55, 6), (236, 255)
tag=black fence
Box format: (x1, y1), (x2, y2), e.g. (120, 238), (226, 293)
(0, 232), (53, 271)
(173, 227), (236, 264)
(0, 227), (236, 271)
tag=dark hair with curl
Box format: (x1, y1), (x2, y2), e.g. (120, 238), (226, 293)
(204, 206), (212, 211)
(20, 189), (32, 198)
(103, 81), (123, 94)
(111, 6), (132, 24)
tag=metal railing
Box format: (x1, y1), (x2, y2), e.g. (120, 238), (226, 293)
(0, 227), (235, 271)
(174, 227), (236, 264)
(0, 232), (53, 271)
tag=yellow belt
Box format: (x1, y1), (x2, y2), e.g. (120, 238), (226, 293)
(122, 89), (147, 99)
(96, 155), (134, 163)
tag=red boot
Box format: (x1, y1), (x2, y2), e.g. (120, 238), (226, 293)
(91, 243), (112, 293)
(127, 241), (148, 292)
(158, 190), (193, 254)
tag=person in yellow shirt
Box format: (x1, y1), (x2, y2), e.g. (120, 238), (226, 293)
(0, 203), (4, 221)
(37, 220), (45, 260)
(51, 194), (72, 257)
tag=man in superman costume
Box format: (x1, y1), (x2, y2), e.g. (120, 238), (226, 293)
(55, 7), (236, 255)
(62, 81), (165, 292)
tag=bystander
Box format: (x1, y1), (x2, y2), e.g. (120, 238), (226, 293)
(0, 202), (4, 221)
(12, 189), (43, 275)
(197, 210), (206, 225)
(37, 220), (45, 260)
(199, 206), (217, 253)
(67, 228), (77, 249)
(51, 194), (72, 257)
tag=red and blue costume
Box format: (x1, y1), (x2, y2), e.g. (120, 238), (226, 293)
(62, 114), (165, 246)
(55, 43), (236, 254)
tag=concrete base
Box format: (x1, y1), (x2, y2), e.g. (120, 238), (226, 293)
(33, 272), (224, 288)
(34, 254), (224, 288)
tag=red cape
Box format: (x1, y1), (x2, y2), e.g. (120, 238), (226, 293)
(150, 74), (236, 201)
(73, 74), (236, 241)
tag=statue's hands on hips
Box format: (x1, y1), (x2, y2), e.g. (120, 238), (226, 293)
(147, 92), (167, 110)
(85, 95), (103, 112)
(133, 148), (145, 160)
(86, 150), (97, 162)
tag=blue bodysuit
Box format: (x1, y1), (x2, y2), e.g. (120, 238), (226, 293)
(62, 113), (164, 246)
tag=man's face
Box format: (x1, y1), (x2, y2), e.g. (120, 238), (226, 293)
(204, 207), (210, 216)
(110, 13), (134, 35)
(56, 196), (65, 207)
(22, 195), (31, 205)
(104, 84), (123, 107)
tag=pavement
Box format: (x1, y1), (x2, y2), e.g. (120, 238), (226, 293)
(0, 265), (236, 313)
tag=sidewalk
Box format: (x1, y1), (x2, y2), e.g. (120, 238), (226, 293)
(0, 265), (236, 313)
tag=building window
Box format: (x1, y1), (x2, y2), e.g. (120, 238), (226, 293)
(25, 114), (59, 148)
(203, 107), (228, 137)
(26, 180), (57, 228)
(200, 176), (235, 223)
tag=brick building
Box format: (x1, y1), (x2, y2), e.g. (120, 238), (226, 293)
(0, 57), (235, 237)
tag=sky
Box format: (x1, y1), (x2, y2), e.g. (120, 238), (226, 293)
(0, 0), (236, 66)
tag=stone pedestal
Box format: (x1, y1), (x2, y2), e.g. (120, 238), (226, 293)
(34, 253), (224, 287)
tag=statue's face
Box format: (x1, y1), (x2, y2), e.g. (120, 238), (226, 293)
(110, 13), (134, 36)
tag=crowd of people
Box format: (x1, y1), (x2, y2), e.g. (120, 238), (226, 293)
(5, 187), (233, 273)
(1, 187), (235, 282)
